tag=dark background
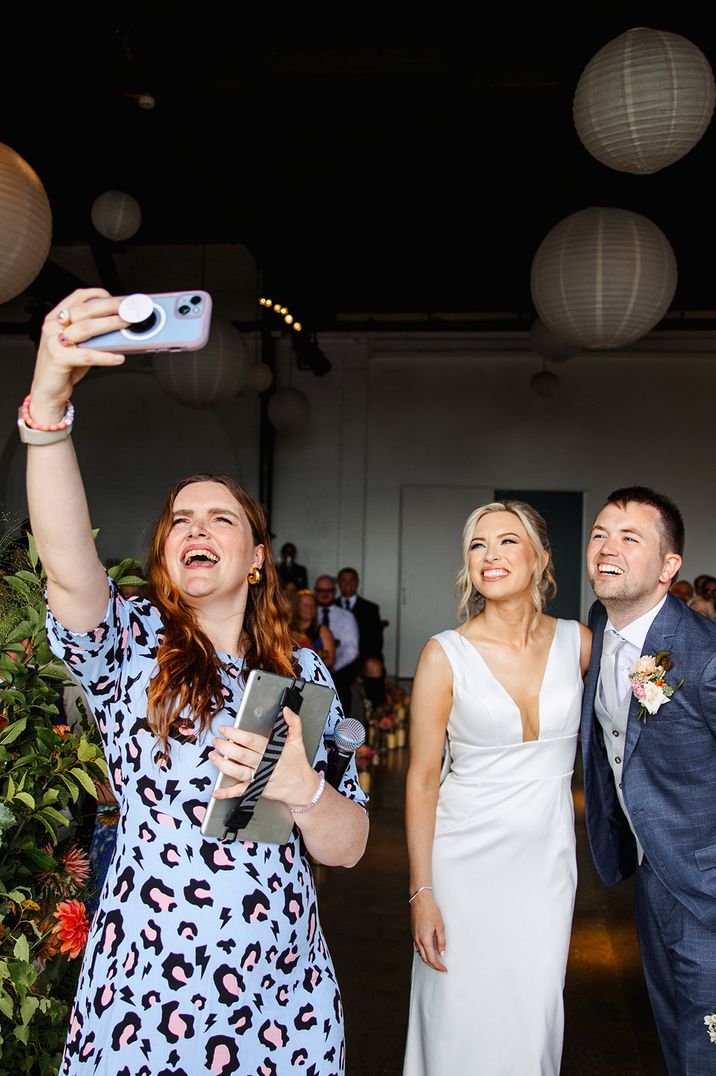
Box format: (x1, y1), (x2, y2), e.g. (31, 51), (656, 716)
(4, 9), (716, 327)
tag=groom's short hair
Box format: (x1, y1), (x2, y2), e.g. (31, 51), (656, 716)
(604, 486), (684, 557)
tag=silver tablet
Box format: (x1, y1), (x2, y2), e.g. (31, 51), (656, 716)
(200, 669), (335, 844)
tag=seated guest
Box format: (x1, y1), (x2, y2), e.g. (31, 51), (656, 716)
(291, 588), (336, 668)
(670, 579), (694, 602)
(314, 574), (361, 717)
(337, 567), (385, 706)
(701, 576), (716, 604)
(693, 573), (711, 596)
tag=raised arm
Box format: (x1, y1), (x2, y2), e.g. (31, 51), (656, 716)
(24, 289), (127, 631)
(405, 638), (453, 972)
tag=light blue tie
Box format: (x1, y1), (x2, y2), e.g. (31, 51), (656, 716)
(600, 628), (623, 715)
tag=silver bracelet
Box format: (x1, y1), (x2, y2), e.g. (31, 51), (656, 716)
(408, 884), (433, 904)
(289, 772), (326, 815)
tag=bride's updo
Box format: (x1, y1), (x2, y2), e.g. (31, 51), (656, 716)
(456, 500), (557, 620)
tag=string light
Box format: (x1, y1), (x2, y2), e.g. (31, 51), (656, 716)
(259, 297), (303, 332)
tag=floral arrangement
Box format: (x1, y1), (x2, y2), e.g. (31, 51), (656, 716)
(628, 651), (684, 722)
(705, 1013), (716, 1046)
(0, 533), (142, 1072)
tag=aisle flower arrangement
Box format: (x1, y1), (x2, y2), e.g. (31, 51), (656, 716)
(0, 535), (142, 1073)
(362, 681), (411, 759)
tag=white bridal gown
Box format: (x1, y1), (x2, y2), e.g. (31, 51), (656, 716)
(403, 620), (582, 1076)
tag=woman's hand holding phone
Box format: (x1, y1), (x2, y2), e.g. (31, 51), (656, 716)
(29, 288), (127, 425)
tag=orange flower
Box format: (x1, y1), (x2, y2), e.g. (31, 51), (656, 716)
(52, 900), (89, 959)
(0, 713), (8, 731)
(53, 724), (72, 738)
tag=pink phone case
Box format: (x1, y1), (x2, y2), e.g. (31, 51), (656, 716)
(78, 291), (213, 353)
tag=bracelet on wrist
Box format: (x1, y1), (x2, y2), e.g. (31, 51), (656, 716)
(289, 772), (326, 815)
(18, 395), (74, 445)
(408, 884), (433, 904)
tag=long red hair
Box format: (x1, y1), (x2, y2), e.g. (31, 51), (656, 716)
(144, 474), (296, 748)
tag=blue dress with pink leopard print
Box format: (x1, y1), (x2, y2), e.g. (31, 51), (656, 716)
(47, 579), (366, 1076)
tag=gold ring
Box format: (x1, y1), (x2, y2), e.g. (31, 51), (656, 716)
(58, 309), (72, 327)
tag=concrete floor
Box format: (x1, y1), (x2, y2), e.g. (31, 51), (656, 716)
(316, 745), (667, 1075)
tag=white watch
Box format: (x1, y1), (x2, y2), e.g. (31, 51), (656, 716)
(17, 410), (74, 444)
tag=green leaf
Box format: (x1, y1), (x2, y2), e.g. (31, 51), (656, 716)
(20, 995), (39, 1026)
(115, 574), (146, 587)
(13, 1021), (30, 1044)
(41, 788), (60, 806)
(58, 774), (80, 803)
(0, 992), (12, 1019)
(38, 664), (71, 682)
(13, 792), (35, 810)
(13, 935), (30, 963)
(26, 532), (39, 570)
(8, 959), (36, 992)
(0, 803), (17, 830)
(69, 768), (97, 798)
(40, 806), (69, 828)
(76, 737), (97, 763)
(5, 774), (16, 800)
(0, 718), (27, 747)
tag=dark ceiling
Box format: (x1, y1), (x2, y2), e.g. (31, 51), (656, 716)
(4, 12), (716, 328)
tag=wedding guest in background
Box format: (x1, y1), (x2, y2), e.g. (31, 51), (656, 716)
(669, 578), (693, 603)
(581, 486), (716, 1074)
(693, 573), (710, 596)
(277, 541), (308, 590)
(337, 567), (386, 706)
(291, 588), (336, 668)
(314, 574), (360, 717)
(701, 575), (716, 603)
(688, 594), (714, 620)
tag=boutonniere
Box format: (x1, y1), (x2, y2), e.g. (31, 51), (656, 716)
(704, 1013), (716, 1046)
(628, 651), (684, 723)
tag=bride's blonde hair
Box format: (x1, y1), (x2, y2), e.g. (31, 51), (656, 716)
(455, 501), (557, 621)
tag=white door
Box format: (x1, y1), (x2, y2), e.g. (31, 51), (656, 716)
(397, 484), (493, 678)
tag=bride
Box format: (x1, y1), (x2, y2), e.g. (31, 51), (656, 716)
(403, 501), (591, 1075)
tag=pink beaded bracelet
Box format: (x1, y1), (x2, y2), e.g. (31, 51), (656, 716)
(21, 394), (74, 432)
(289, 772), (326, 815)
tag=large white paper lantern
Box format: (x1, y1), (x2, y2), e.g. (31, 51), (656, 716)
(244, 363), (274, 393)
(530, 319), (582, 364)
(153, 318), (250, 408)
(574, 27), (715, 174)
(530, 207), (677, 349)
(91, 190), (142, 241)
(530, 370), (560, 398)
(267, 388), (310, 432)
(0, 144), (52, 304)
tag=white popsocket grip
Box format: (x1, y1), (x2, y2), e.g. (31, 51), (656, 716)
(119, 293), (154, 324)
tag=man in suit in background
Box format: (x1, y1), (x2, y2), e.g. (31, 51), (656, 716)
(314, 574), (360, 718)
(277, 542), (308, 591)
(581, 486), (716, 1074)
(337, 567), (386, 707)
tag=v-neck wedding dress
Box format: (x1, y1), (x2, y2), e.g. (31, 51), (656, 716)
(403, 619), (582, 1076)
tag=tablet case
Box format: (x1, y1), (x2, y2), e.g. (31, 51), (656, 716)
(200, 670), (335, 844)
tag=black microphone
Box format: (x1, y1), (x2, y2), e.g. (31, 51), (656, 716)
(325, 718), (365, 789)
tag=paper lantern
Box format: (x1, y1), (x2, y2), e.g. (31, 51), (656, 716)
(267, 388), (310, 432)
(153, 318), (250, 408)
(530, 370), (560, 398)
(91, 190), (142, 241)
(530, 319), (581, 364)
(244, 363), (274, 393)
(574, 27), (715, 174)
(530, 207), (677, 349)
(0, 143), (52, 304)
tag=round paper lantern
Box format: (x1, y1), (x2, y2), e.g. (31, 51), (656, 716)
(530, 207), (677, 349)
(574, 27), (715, 174)
(91, 190), (142, 241)
(244, 363), (274, 393)
(153, 318), (250, 409)
(530, 319), (581, 364)
(0, 143), (52, 303)
(530, 370), (560, 398)
(267, 388), (310, 432)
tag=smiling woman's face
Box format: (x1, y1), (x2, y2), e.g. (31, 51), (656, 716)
(163, 481), (264, 604)
(468, 510), (538, 603)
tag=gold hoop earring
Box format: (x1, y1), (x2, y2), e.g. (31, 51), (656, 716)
(247, 566), (262, 585)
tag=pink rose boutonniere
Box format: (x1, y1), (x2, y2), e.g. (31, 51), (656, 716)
(628, 650), (684, 723)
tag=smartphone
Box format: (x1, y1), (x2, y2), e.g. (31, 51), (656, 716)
(78, 290), (213, 353)
(201, 670), (335, 844)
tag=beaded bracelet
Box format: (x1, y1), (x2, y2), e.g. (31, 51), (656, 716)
(408, 884), (433, 904)
(289, 772), (326, 815)
(21, 394), (74, 432)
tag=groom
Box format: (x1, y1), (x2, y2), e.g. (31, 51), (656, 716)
(582, 486), (716, 1075)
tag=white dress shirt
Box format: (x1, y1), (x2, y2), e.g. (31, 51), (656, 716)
(605, 595), (668, 703)
(319, 604), (359, 671)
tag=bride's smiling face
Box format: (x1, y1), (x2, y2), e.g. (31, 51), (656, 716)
(468, 511), (541, 603)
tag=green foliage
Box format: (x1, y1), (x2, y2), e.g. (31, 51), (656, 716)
(0, 540), (139, 1068)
